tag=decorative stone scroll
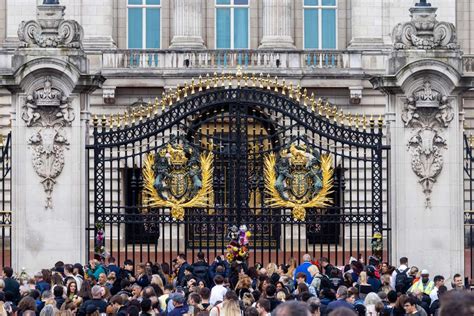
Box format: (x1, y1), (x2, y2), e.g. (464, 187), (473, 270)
(401, 81), (453, 207)
(392, 4), (458, 50)
(17, 2), (83, 49)
(22, 77), (75, 209)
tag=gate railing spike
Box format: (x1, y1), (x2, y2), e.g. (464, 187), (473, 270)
(251, 74), (256, 87)
(243, 75), (248, 87)
(93, 114), (98, 127)
(227, 75), (233, 87)
(288, 83), (294, 99)
(176, 84), (181, 101)
(317, 98), (322, 115)
(296, 84), (301, 102)
(183, 83), (189, 98)
(266, 74), (271, 90)
(101, 114), (107, 128)
(378, 114), (384, 128)
(205, 73), (211, 90)
(310, 93), (315, 112)
(198, 75), (203, 92)
(191, 78), (196, 94)
(259, 73), (264, 88)
(213, 72), (218, 88)
(274, 76), (279, 92)
(281, 79), (286, 95)
(325, 102), (330, 119)
(339, 110), (344, 125)
(221, 72), (226, 87)
(362, 114), (367, 130)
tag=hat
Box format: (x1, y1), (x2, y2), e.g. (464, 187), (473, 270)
(34, 271), (42, 278)
(421, 269), (429, 275)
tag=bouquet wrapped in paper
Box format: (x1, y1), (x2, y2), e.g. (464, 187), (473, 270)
(226, 225), (251, 263)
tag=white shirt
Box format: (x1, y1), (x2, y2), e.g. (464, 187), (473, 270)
(429, 286), (439, 305)
(390, 264), (409, 290)
(209, 284), (228, 306)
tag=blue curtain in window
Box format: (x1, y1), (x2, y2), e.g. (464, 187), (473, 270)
(216, 8), (231, 49)
(146, 8), (160, 48)
(322, 9), (336, 49)
(234, 8), (248, 49)
(304, 9), (318, 49)
(128, 8), (143, 49)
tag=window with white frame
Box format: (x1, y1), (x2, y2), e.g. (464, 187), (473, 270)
(127, 0), (161, 49)
(303, 0), (337, 49)
(215, 0), (249, 49)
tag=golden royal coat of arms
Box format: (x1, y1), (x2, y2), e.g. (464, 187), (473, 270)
(264, 143), (334, 221)
(142, 137), (214, 221)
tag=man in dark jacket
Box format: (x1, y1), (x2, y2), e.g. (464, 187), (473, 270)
(265, 285), (282, 311)
(54, 286), (65, 310)
(3, 267), (20, 304)
(176, 254), (190, 286)
(192, 252), (209, 286)
(77, 285), (107, 316)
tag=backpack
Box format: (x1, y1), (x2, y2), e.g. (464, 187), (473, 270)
(395, 268), (411, 293)
(317, 274), (332, 291)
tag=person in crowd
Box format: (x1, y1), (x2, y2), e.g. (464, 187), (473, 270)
(168, 293), (188, 316)
(191, 252), (210, 287)
(325, 286), (354, 313)
(209, 275), (227, 306)
(3, 267), (20, 304)
(294, 254), (314, 284)
(210, 291), (240, 316)
(450, 273), (465, 291)
(429, 275), (444, 304)
(355, 271), (373, 299)
(391, 257), (410, 293)
(438, 290), (473, 316)
(403, 295), (427, 316)
(77, 285), (107, 316)
(106, 257), (120, 276)
(86, 260), (106, 282)
(430, 285), (447, 315)
(273, 300), (311, 316)
(255, 298), (270, 316)
(408, 270), (434, 296)
(176, 254), (190, 287)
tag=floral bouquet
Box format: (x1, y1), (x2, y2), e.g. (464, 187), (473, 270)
(94, 223), (107, 259)
(226, 225), (251, 263)
(371, 231), (383, 260)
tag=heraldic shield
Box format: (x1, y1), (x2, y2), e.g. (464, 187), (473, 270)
(264, 142), (334, 221)
(142, 136), (214, 221)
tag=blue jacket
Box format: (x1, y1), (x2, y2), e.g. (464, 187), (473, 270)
(168, 305), (189, 316)
(294, 261), (314, 284)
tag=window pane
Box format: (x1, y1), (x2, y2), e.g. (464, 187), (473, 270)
(322, 0), (336, 5)
(146, 8), (160, 48)
(322, 9), (336, 49)
(128, 8), (143, 48)
(304, 9), (318, 49)
(128, 0), (142, 4)
(146, 0), (160, 4)
(234, 8), (248, 48)
(304, 0), (318, 5)
(216, 8), (231, 48)
(234, 0), (248, 5)
(216, 0), (230, 4)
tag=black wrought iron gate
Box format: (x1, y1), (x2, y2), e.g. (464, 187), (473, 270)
(87, 76), (390, 266)
(0, 132), (12, 267)
(463, 134), (474, 285)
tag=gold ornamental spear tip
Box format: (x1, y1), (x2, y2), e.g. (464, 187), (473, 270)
(205, 73), (211, 90)
(274, 76), (279, 92)
(191, 78), (196, 94)
(198, 75), (203, 92)
(183, 82), (189, 98)
(266, 74), (271, 90)
(213, 72), (218, 88)
(93, 114), (99, 126)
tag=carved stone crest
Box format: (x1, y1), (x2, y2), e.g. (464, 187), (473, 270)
(23, 77), (75, 209)
(392, 4), (458, 50)
(401, 80), (453, 207)
(17, 2), (83, 49)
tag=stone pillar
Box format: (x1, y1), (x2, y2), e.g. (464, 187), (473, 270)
(169, 0), (205, 49)
(3, 3), (102, 273)
(372, 4), (464, 279)
(259, 0), (295, 49)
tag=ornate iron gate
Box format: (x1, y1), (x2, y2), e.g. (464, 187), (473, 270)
(87, 75), (390, 266)
(463, 134), (474, 284)
(0, 132), (12, 267)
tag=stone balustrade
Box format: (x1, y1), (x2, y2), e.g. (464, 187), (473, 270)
(102, 49), (351, 70)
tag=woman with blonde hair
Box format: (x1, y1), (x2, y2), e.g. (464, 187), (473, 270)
(150, 274), (164, 296)
(380, 274), (393, 294)
(210, 291), (241, 316)
(355, 271), (373, 299)
(286, 258), (297, 277)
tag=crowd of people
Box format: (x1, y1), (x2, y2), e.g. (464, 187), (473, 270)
(0, 254), (472, 316)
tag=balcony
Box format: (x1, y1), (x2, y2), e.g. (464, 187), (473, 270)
(101, 49), (356, 71)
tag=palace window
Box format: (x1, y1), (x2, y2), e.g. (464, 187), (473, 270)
(303, 0), (337, 49)
(215, 0), (249, 49)
(127, 0), (161, 49)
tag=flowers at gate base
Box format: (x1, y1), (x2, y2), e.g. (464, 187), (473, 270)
(94, 223), (108, 259)
(371, 231), (383, 260)
(226, 225), (251, 263)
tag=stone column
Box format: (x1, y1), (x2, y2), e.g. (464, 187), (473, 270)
(3, 3), (103, 273)
(259, 0), (295, 49)
(169, 0), (205, 49)
(372, 4), (464, 279)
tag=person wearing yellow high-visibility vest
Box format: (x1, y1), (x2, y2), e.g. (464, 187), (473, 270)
(408, 269), (435, 295)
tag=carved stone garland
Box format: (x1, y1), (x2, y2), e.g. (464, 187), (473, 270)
(401, 81), (453, 208)
(22, 77), (75, 209)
